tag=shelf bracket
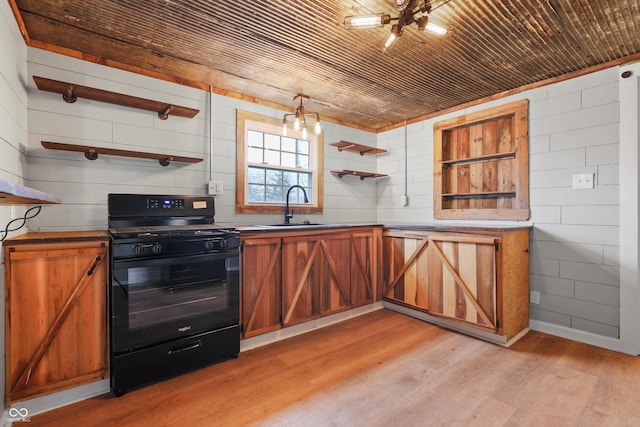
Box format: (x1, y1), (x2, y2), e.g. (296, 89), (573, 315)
(63, 85), (77, 103)
(84, 149), (98, 161)
(159, 105), (174, 120)
(159, 157), (172, 167)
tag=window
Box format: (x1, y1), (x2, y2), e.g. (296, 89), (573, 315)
(236, 110), (323, 214)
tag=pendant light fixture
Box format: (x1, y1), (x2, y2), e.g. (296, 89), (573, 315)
(282, 94), (322, 139)
(344, 0), (447, 52)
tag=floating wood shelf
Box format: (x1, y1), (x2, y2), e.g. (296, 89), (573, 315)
(330, 141), (387, 156)
(441, 151), (517, 166)
(0, 178), (62, 205)
(33, 76), (199, 120)
(331, 170), (388, 180)
(442, 191), (517, 199)
(41, 141), (203, 167)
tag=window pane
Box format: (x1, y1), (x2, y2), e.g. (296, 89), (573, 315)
(281, 152), (296, 168)
(298, 139), (309, 155)
(266, 185), (283, 203)
(266, 169), (282, 186)
(264, 133), (280, 150)
(264, 150), (280, 165)
(282, 137), (296, 153)
(248, 184), (265, 202)
(298, 172), (310, 187)
(283, 171), (297, 187)
(248, 147), (264, 164)
(297, 154), (309, 169)
(248, 130), (263, 148)
(248, 167), (265, 184)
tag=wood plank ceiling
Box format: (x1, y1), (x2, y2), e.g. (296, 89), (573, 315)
(10, 0), (640, 131)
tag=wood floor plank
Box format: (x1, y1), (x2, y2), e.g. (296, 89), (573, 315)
(26, 310), (640, 426)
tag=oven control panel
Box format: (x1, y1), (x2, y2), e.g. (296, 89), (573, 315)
(147, 198), (185, 209)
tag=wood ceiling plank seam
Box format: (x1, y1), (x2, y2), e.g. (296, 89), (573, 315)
(444, 2), (551, 89)
(588, 1), (635, 61)
(436, 4), (536, 92)
(568, 1), (617, 63)
(424, 5), (528, 90)
(528, 0), (596, 70)
(548, 0), (609, 67)
(494, 0), (588, 76)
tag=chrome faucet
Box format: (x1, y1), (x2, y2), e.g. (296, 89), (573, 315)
(284, 185), (309, 224)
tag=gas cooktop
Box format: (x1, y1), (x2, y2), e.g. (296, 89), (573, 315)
(109, 224), (237, 239)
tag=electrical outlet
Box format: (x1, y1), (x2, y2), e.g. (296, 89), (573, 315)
(530, 290), (540, 305)
(401, 195), (408, 206)
(572, 173), (594, 190)
(208, 180), (223, 196)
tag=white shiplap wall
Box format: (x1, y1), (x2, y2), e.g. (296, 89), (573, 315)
(0, 0), (30, 415)
(376, 68), (622, 341)
(25, 49), (379, 231)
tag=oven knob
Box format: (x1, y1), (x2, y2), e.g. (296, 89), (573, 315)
(152, 243), (162, 254)
(134, 244), (144, 255)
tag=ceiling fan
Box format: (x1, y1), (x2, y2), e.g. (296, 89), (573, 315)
(343, 0), (448, 52)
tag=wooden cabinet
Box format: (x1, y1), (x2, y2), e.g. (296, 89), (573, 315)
(3, 232), (109, 404)
(240, 226), (381, 336)
(282, 233), (352, 326)
(382, 227), (530, 346)
(350, 229), (379, 308)
(240, 237), (282, 338)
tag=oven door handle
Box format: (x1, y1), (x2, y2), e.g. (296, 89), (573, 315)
(167, 341), (202, 355)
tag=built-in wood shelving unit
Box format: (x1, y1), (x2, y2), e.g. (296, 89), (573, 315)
(33, 76), (200, 120)
(41, 141), (203, 167)
(331, 170), (388, 180)
(433, 100), (529, 220)
(330, 141), (387, 156)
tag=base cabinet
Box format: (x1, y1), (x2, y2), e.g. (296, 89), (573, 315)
(240, 227), (380, 337)
(382, 227), (530, 345)
(3, 232), (109, 404)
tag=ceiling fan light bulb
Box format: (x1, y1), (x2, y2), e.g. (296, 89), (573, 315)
(343, 14), (390, 30)
(383, 25), (402, 52)
(425, 22), (447, 35)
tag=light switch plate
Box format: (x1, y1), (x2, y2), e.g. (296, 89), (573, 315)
(572, 173), (594, 189)
(208, 180), (223, 195)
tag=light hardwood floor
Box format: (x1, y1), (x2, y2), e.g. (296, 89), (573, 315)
(27, 309), (640, 426)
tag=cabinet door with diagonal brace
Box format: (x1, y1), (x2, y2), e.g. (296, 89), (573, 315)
(4, 234), (108, 405)
(382, 230), (498, 331)
(425, 234), (497, 330)
(281, 233), (351, 327)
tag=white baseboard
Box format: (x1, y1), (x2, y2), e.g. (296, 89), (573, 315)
(5, 379), (110, 422)
(529, 319), (630, 354)
(240, 302), (384, 352)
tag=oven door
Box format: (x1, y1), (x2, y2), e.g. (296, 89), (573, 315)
(111, 250), (239, 354)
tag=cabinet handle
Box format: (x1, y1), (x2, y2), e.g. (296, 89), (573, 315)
(87, 256), (102, 276)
